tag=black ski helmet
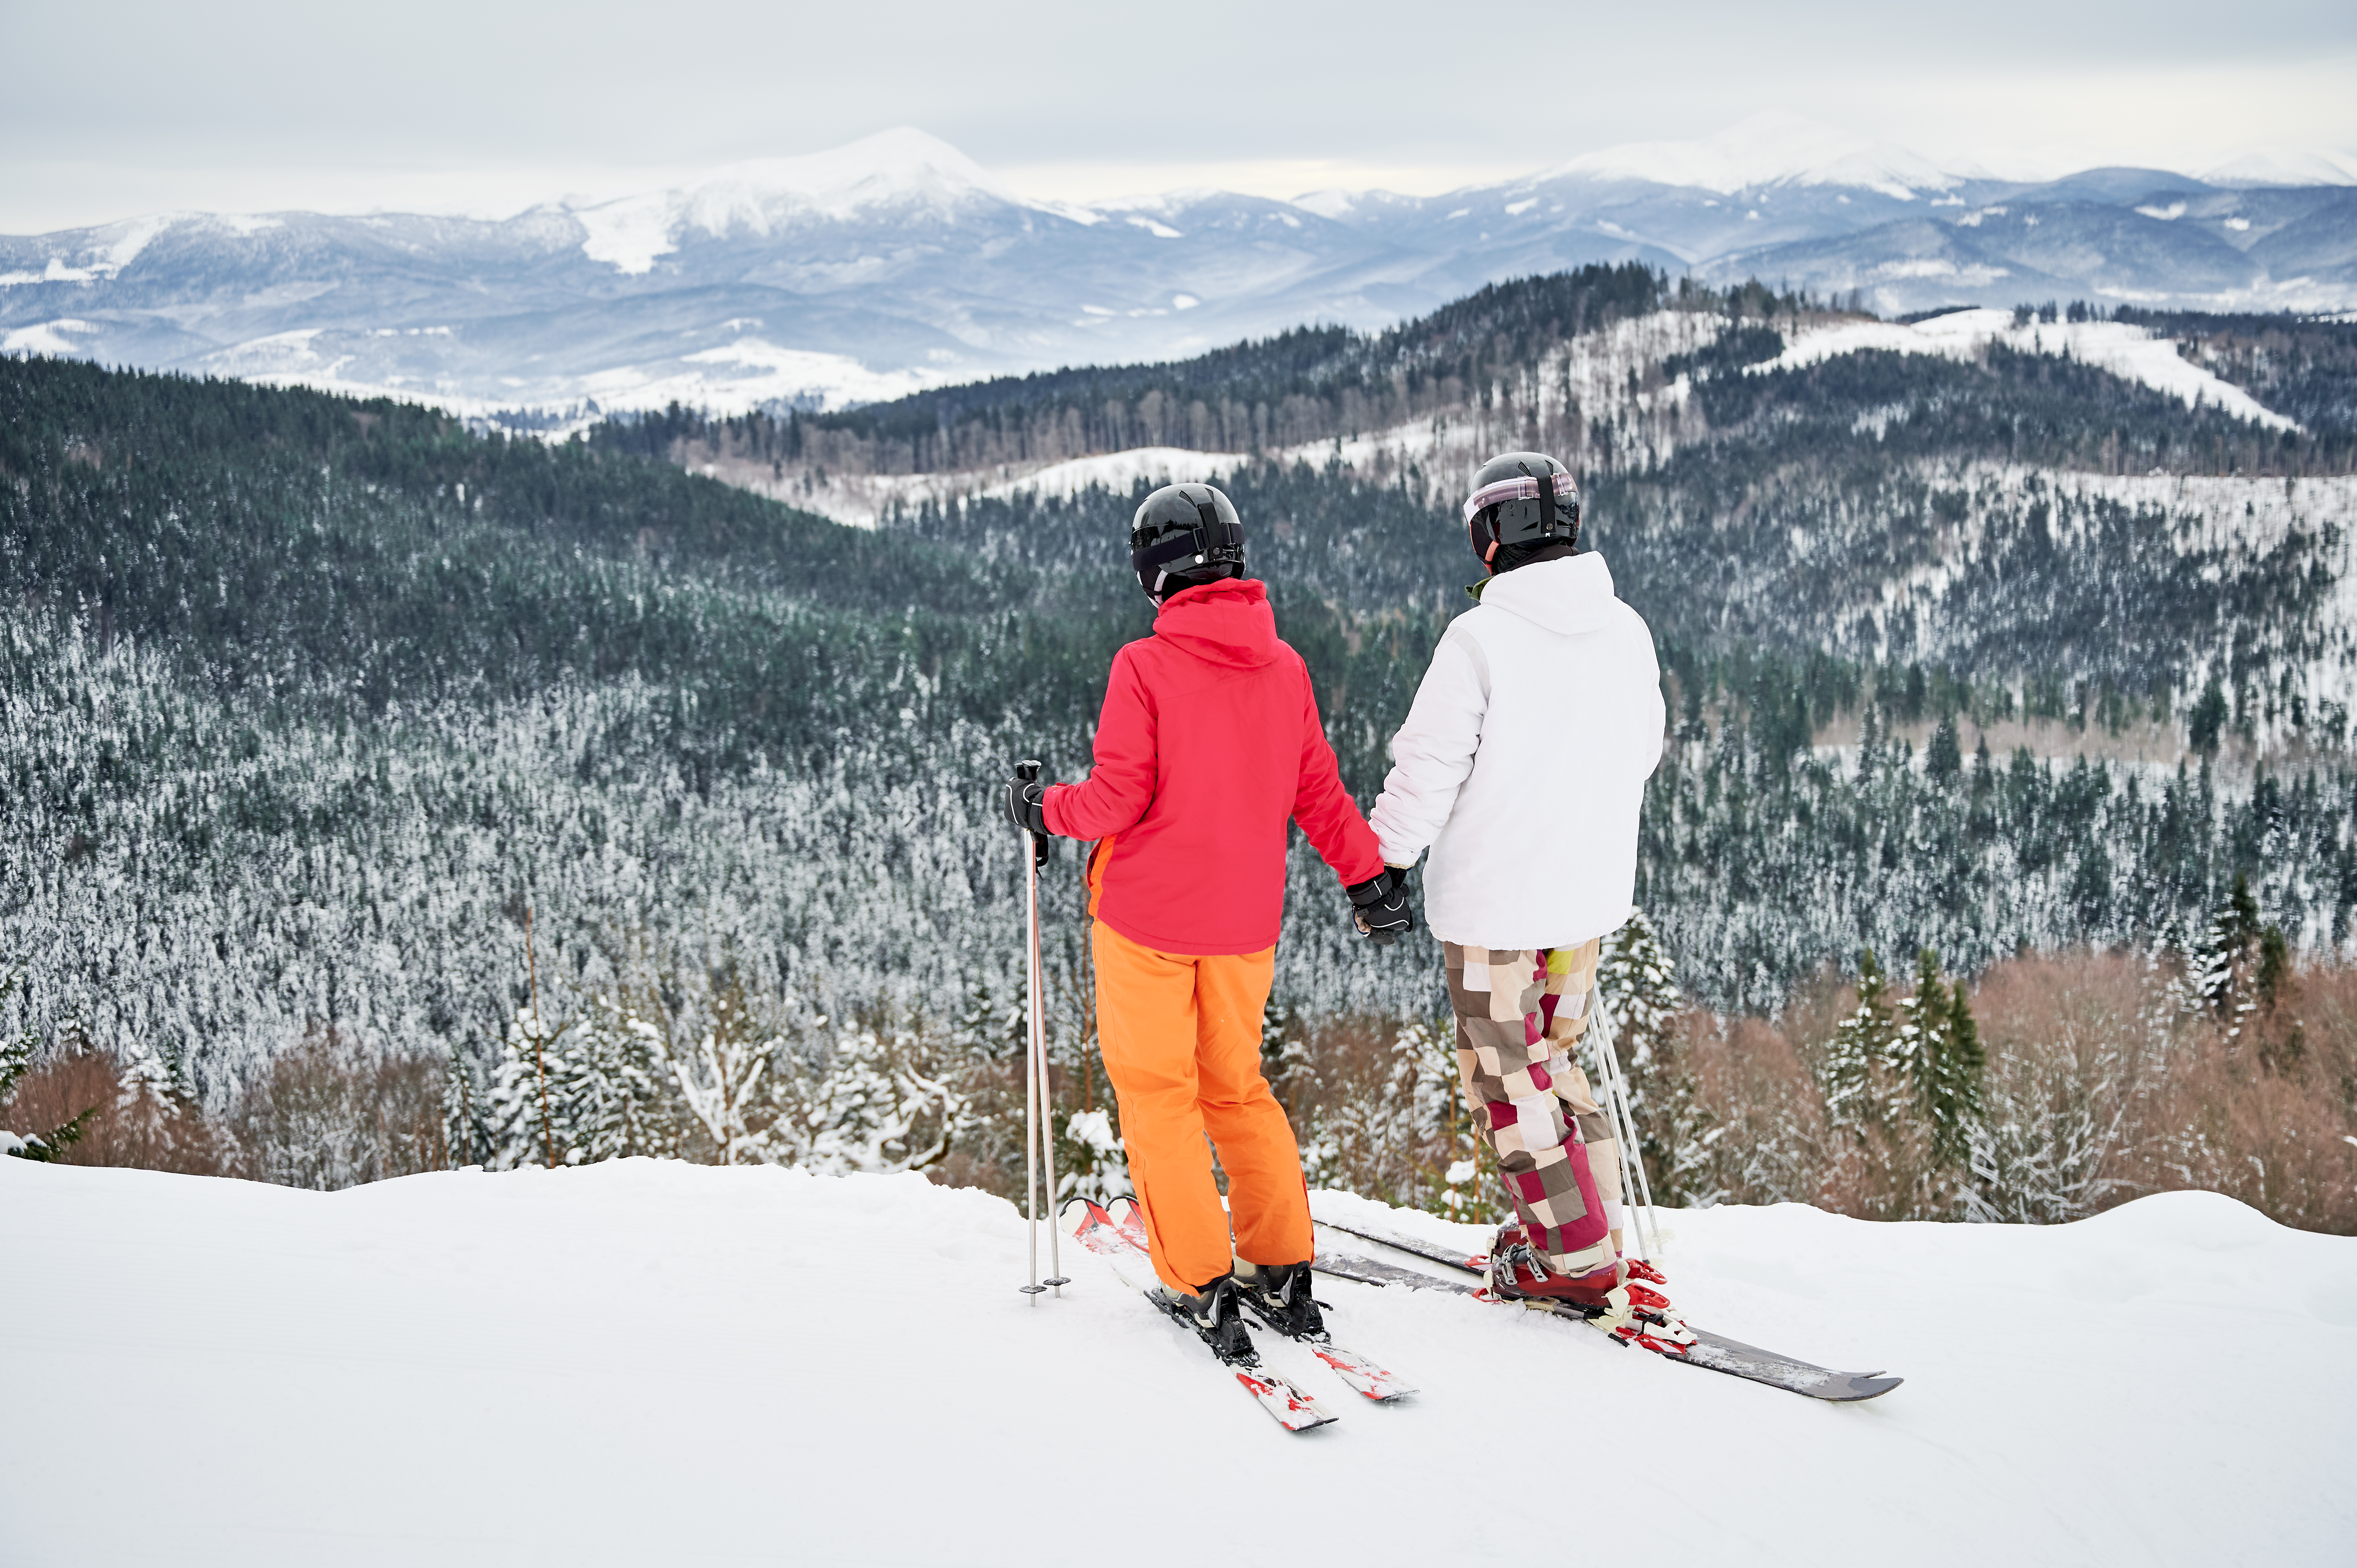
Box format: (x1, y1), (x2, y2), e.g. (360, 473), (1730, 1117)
(1131, 482), (1246, 602)
(1462, 452), (1579, 565)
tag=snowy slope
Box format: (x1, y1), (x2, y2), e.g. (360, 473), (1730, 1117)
(2, 1158), (2349, 1566)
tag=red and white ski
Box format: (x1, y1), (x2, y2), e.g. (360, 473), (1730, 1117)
(1059, 1199), (1339, 1433)
(1095, 1196), (1416, 1403)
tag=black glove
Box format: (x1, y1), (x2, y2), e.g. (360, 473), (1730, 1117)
(1004, 774), (1050, 836)
(1347, 867), (1416, 945)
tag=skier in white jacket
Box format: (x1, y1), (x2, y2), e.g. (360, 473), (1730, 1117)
(1369, 451), (1681, 1345)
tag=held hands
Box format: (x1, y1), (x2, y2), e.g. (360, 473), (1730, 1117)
(1347, 866), (1416, 945)
(1003, 772), (1051, 836)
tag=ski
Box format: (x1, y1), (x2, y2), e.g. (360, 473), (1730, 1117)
(1314, 1249), (1479, 1295)
(1311, 1215), (1904, 1404)
(1060, 1200), (1338, 1433)
(1098, 1196), (1414, 1402)
(1229, 1287), (1418, 1403)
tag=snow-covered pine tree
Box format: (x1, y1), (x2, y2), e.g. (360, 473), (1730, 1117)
(440, 1043), (492, 1170)
(484, 1005), (574, 1169)
(1889, 949), (1944, 1101)
(1821, 948), (1901, 1131)
(1895, 947), (1985, 1171)
(1854, 703), (1883, 784)
(2181, 874), (2263, 1036)
(555, 995), (681, 1164)
(942, 967), (1027, 1187)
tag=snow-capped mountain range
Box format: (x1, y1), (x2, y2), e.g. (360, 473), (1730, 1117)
(5, 117), (2353, 418)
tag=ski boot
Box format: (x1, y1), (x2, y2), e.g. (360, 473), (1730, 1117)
(1233, 1260), (1326, 1339)
(1486, 1224), (1631, 1326)
(1172, 1273), (1255, 1364)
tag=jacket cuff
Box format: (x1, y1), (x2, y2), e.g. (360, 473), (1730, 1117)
(1337, 838), (1386, 887)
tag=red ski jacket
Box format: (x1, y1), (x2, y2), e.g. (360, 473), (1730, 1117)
(1043, 578), (1382, 956)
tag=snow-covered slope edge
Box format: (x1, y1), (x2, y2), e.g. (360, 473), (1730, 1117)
(1765, 308), (2301, 431)
(2, 1158), (2348, 1566)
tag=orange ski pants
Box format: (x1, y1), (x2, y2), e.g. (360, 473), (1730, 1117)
(1091, 920), (1314, 1295)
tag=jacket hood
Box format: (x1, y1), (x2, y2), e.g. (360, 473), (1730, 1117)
(1154, 577), (1280, 669)
(1473, 552), (1622, 636)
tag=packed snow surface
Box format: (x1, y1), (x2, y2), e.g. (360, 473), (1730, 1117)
(2, 1159), (2349, 1566)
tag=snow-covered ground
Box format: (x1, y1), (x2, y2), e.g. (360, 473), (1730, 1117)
(3, 1158), (2350, 1566)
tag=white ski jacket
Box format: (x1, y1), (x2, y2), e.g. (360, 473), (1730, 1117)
(1370, 552), (1664, 949)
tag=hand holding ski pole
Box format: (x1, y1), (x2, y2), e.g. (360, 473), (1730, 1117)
(1004, 767), (1052, 859)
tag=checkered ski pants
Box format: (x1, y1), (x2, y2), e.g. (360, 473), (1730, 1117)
(1446, 939), (1622, 1276)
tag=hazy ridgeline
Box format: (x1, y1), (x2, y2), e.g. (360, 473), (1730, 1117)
(5, 269), (2355, 1225)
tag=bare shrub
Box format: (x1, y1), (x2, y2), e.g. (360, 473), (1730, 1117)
(1681, 1012), (1827, 1206)
(227, 1027), (446, 1190)
(2116, 964), (2357, 1234)
(1966, 951), (2165, 1224)
(7, 1049), (236, 1175)
(1629, 950), (2357, 1234)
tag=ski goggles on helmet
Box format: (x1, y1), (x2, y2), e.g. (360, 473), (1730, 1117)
(1463, 469), (1579, 556)
(1131, 498), (1245, 588)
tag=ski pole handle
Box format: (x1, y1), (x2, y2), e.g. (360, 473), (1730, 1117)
(1016, 758), (1048, 868)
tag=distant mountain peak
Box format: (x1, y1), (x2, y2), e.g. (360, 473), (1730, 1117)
(569, 127), (1027, 275)
(1544, 112), (1962, 200)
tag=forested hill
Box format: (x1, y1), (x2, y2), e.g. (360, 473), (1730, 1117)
(594, 268), (2357, 486)
(3, 347), (2353, 1130)
(0, 356), (1425, 1104)
(591, 265), (1684, 476)
(607, 271), (2357, 761)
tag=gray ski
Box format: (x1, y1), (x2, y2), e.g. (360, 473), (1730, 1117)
(1311, 1216), (1903, 1403)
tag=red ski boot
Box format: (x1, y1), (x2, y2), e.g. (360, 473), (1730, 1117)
(1486, 1225), (1629, 1322)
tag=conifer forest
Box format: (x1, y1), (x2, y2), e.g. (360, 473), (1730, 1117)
(5, 269), (2355, 1232)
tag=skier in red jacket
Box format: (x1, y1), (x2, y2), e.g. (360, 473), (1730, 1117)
(1004, 483), (1415, 1358)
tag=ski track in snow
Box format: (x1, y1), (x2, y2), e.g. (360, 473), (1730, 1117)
(2, 1158), (2350, 1567)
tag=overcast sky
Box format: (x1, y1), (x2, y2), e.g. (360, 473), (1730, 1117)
(3, 0), (2353, 232)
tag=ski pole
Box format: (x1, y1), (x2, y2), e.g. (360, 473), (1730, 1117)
(1031, 829), (1067, 1300)
(1015, 761), (1068, 1303)
(1596, 996), (1660, 1263)
(1587, 990), (1662, 1263)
